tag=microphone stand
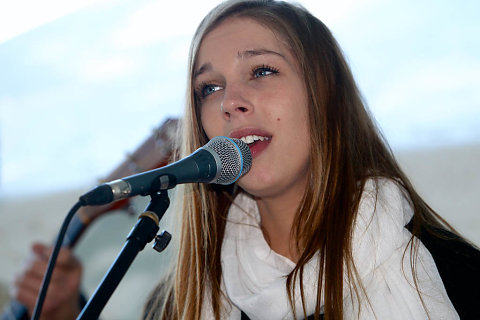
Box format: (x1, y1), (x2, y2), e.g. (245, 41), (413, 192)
(77, 190), (172, 320)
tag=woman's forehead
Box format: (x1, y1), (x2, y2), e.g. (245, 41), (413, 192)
(195, 17), (294, 69)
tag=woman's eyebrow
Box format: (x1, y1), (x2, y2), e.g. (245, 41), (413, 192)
(194, 63), (212, 80)
(238, 48), (285, 60)
(194, 49), (286, 79)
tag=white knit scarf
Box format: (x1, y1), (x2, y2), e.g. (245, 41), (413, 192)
(201, 180), (459, 319)
(219, 193), (320, 319)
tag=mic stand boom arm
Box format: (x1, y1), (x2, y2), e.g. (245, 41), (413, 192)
(76, 190), (171, 320)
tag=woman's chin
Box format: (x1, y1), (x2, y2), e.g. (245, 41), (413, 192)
(237, 173), (275, 198)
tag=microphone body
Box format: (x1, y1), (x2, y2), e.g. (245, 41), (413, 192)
(80, 136), (251, 206)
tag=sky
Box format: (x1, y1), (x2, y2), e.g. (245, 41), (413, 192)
(0, 0), (479, 198)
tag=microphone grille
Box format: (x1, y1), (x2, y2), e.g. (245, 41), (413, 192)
(205, 136), (252, 185)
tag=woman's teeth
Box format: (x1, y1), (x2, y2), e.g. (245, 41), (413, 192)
(240, 135), (270, 145)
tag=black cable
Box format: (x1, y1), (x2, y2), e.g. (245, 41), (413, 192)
(31, 200), (83, 320)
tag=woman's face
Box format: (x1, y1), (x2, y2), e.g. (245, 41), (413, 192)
(194, 18), (311, 200)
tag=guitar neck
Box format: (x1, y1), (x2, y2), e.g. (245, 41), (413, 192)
(62, 213), (87, 248)
(61, 200), (131, 248)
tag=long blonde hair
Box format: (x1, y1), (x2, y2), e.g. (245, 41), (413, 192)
(143, 1), (456, 319)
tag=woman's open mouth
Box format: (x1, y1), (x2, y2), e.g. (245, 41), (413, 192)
(239, 135), (271, 158)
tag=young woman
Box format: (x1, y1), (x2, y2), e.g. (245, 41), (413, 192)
(142, 0), (468, 319)
(10, 1), (476, 319)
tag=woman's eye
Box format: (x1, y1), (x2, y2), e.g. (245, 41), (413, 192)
(198, 83), (222, 98)
(252, 65), (279, 78)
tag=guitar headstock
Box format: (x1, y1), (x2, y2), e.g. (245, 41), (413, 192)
(69, 118), (179, 244)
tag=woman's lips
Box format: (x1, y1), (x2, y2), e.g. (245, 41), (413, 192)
(247, 138), (271, 158)
(229, 129), (273, 159)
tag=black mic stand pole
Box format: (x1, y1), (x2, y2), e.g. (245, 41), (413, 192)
(77, 190), (172, 320)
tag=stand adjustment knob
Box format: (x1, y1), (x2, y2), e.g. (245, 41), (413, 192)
(153, 230), (172, 253)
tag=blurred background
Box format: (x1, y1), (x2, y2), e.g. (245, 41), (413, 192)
(0, 0), (479, 319)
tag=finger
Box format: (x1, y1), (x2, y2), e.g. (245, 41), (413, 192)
(49, 265), (82, 285)
(14, 272), (43, 296)
(13, 271), (75, 314)
(10, 278), (42, 312)
(31, 242), (50, 259)
(17, 251), (81, 292)
(13, 255), (75, 303)
(14, 258), (46, 292)
(23, 256), (49, 279)
(42, 278), (81, 313)
(13, 272), (78, 315)
(37, 245), (80, 269)
(55, 247), (80, 268)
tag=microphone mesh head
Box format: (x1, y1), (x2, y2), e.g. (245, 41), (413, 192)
(205, 136), (252, 185)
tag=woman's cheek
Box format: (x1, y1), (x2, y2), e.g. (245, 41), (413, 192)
(200, 106), (219, 139)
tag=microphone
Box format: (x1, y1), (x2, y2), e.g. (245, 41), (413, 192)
(79, 136), (252, 206)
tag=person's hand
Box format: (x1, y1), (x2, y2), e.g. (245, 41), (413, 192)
(11, 242), (83, 320)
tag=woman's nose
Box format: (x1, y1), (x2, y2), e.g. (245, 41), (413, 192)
(220, 84), (253, 120)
